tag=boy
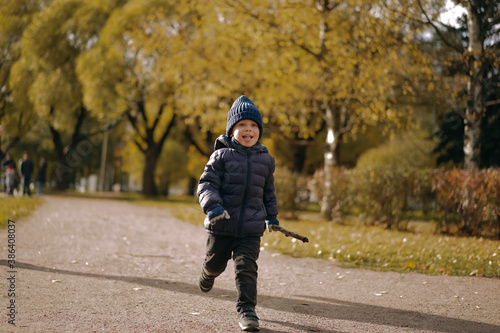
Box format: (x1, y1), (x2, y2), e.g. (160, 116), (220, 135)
(197, 95), (279, 331)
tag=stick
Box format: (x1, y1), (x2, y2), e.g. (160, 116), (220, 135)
(269, 225), (309, 243)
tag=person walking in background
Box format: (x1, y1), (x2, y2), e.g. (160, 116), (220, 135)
(5, 163), (15, 196)
(20, 152), (34, 196)
(36, 157), (47, 196)
(2, 153), (16, 193)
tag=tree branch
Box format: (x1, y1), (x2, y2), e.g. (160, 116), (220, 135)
(416, 0), (465, 53)
(225, 0), (321, 59)
(184, 127), (211, 157)
(70, 106), (87, 147)
(152, 103), (166, 132)
(485, 99), (500, 107)
(157, 112), (176, 155)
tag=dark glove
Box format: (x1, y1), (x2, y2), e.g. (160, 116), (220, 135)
(265, 216), (279, 232)
(207, 206), (230, 225)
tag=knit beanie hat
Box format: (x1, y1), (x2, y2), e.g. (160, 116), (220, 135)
(226, 95), (263, 140)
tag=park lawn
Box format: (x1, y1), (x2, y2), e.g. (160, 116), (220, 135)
(161, 200), (500, 278)
(0, 196), (42, 228)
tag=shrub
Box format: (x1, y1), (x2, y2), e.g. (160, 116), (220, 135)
(310, 164), (435, 230)
(349, 167), (431, 230)
(433, 168), (500, 237)
(309, 167), (351, 221)
(307, 164), (500, 238)
(274, 167), (300, 219)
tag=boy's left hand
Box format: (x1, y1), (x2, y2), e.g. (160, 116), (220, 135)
(266, 217), (279, 232)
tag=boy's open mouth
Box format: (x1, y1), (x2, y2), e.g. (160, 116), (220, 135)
(243, 135), (253, 141)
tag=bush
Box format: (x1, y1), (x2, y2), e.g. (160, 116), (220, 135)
(349, 167), (433, 230)
(310, 165), (435, 230)
(433, 168), (500, 237)
(306, 164), (500, 238)
(274, 167), (300, 219)
(309, 167), (351, 221)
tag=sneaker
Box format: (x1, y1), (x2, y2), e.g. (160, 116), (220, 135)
(198, 270), (214, 293)
(238, 311), (259, 331)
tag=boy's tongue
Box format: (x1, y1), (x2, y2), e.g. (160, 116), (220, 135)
(243, 135), (253, 142)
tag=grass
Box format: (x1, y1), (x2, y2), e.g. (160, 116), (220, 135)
(262, 219), (499, 278)
(0, 196), (43, 228)
(160, 199), (500, 278)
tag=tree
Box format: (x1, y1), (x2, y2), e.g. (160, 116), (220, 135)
(10, 0), (125, 189)
(389, 0), (500, 168)
(461, 0), (499, 168)
(217, 0), (433, 219)
(78, 0), (209, 196)
(0, 0), (53, 160)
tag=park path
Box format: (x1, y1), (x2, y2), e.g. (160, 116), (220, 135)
(0, 195), (499, 333)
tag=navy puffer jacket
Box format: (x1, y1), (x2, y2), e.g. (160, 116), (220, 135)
(197, 135), (278, 237)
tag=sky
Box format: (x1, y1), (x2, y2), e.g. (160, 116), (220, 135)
(439, 0), (467, 27)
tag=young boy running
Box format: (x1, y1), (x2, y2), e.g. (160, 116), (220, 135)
(197, 95), (279, 331)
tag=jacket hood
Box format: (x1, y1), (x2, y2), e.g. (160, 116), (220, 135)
(214, 135), (268, 153)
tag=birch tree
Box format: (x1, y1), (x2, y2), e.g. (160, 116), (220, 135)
(388, 0), (500, 168)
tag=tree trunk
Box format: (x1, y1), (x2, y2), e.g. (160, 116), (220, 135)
(187, 176), (197, 196)
(142, 145), (158, 197)
(320, 101), (340, 219)
(463, 1), (485, 169)
(49, 106), (90, 190)
(292, 143), (307, 173)
(50, 126), (75, 190)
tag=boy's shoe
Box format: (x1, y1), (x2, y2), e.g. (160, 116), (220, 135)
(238, 311), (259, 331)
(198, 270), (215, 293)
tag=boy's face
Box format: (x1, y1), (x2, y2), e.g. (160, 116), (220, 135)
(232, 119), (259, 147)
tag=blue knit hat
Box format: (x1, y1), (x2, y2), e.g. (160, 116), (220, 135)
(226, 95), (263, 140)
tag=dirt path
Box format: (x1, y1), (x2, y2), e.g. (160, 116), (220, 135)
(1, 196), (499, 333)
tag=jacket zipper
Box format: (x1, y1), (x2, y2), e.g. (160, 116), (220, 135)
(237, 151), (252, 237)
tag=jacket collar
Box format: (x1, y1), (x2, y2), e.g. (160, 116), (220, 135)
(214, 135), (268, 153)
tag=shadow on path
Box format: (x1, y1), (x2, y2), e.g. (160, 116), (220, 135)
(2, 260), (498, 333)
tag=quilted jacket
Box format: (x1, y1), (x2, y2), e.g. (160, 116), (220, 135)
(197, 135), (278, 237)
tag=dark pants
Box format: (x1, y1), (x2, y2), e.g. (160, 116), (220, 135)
(22, 175), (31, 196)
(202, 234), (261, 313)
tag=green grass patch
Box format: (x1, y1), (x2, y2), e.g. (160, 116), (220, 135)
(0, 196), (42, 228)
(261, 219), (500, 278)
(151, 199), (499, 278)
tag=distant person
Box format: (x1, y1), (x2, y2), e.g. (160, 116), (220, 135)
(197, 95), (279, 331)
(36, 157), (47, 196)
(20, 153), (34, 196)
(5, 164), (15, 196)
(2, 153), (16, 193)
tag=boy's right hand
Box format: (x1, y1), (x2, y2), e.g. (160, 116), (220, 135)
(207, 206), (230, 225)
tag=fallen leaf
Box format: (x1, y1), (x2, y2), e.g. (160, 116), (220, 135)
(375, 291), (388, 296)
